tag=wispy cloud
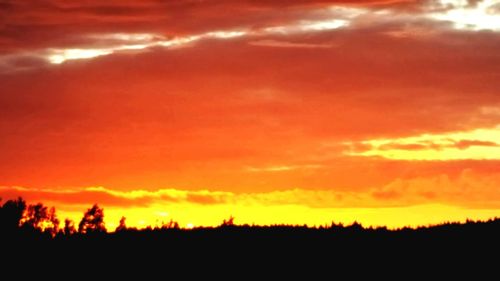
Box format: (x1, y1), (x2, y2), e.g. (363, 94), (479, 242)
(5, 1), (499, 70)
(2, 167), (500, 210)
(344, 126), (500, 160)
(249, 39), (334, 49)
(245, 164), (323, 172)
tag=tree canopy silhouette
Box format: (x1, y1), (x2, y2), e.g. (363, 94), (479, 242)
(116, 216), (127, 232)
(63, 218), (76, 236)
(0, 197), (26, 231)
(78, 204), (106, 234)
(0, 197), (496, 275)
(22, 203), (60, 235)
(220, 215), (235, 227)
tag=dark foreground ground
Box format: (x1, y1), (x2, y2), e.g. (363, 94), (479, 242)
(3, 219), (499, 275)
(1, 198), (497, 275)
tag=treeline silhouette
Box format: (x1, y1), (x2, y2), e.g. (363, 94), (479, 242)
(3, 196), (498, 237)
(1, 196), (499, 271)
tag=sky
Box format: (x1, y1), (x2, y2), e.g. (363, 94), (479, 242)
(1, 0), (500, 229)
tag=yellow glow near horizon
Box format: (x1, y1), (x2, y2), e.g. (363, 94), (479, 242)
(346, 126), (500, 160)
(56, 203), (499, 231)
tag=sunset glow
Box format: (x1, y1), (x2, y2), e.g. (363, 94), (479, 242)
(1, 0), (499, 230)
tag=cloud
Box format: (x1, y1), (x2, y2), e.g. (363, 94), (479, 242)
(427, 0), (500, 31)
(2, 166), (500, 210)
(0, 186), (229, 207)
(0, 0), (404, 52)
(1, 27), (500, 188)
(0, 3), (371, 68)
(376, 139), (499, 151)
(249, 39), (334, 48)
(379, 143), (433, 151)
(0, 186), (155, 207)
(454, 139), (499, 149)
(245, 164), (324, 172)
(1, 0), (500, 196)
(3, 0), (500, 70)
(370, 169), (500, 208)
(346, 126), (500, 160)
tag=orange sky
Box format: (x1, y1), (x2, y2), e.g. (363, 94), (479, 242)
(1, 0), (500, 229)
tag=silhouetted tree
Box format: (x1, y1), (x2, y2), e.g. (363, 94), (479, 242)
(161, 219), (180, 230)
(22, 203), (60, 236)
(0, 197), (27, 231)
(78, 204), (106, 234)
(63, 219), (76, 236)
(23, 203), (47, 229)
(346, 221), (364, 232)
(220, 215), (235, 227)
(115, 216), (127, 232)
(46, 207), (60, 235)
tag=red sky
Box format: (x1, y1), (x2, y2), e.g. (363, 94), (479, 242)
(1, 0), (500, 228)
